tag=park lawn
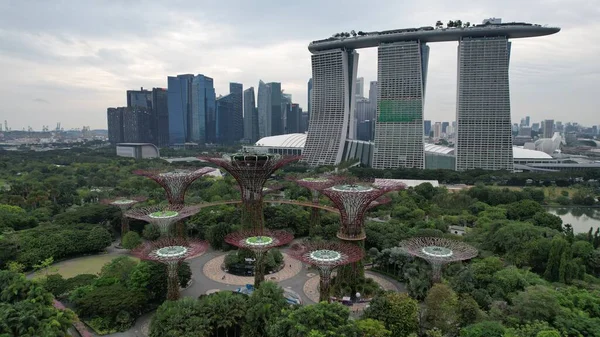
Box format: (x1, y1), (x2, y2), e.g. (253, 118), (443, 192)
(488, 185), (577, 199)
(33, 254), (139, 279)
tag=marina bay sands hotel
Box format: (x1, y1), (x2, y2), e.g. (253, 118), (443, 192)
(302, 19), (560, 171)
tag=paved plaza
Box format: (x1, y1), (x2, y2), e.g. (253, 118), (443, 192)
(201, 252), (303, 285)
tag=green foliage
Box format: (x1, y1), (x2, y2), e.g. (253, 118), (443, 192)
(460, 321), (506, 337)
(423, 283), (459, 335)
(99, 256), (138, 283)
(86, 226), (113, 250)
(268, 302), (359, 337)
(142, 223), (160, 241)
(0, 270), (74, 336)
(531, 212), (563, 231)
(128, 261), (191, 305)
(121, 231), (142, 249)
(243, 281), (288, 337)
(206, 221), (234, 250)
(363, 292), (419, 337)
(356, 318), (391, 337)
(6, 261), (25, 274)
(70, 283), (146, 332)
(0, 204), (38, 230)
(510, 285), (562, 324)
(53, 203), (119, 226)
(504, 200), (545, 221)
(149, 298), (211, 337)
(8, 223), (113, 269)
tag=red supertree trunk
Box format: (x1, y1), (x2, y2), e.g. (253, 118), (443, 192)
(200, 153), (300, 231)
(133, 167), (215, 205)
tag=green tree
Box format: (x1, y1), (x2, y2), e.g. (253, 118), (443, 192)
(268, 302), (359, 337)
(458, 294), (481, 327)
(356, 318), (391, 337)
(86, 226), (113, 251)
(363, 292), (419, 337)
(0, 270), (74, 337)
(531, 212), (563, 231)
(459, 321), (506, 337)
(243, 281), (288, 337)
(207, 222), (234, 250)
(99, 256), (138, 283)
(33, 256), (57, 277)
(423, 284), (459, 335)
(128, 261), (191, 305)
(149, 298), (210, 337)
(121, 231), (142, 249)
(510, 285), (562, 324)
(142, 223), (160, 241)
(202, 291), (248, 337)
(0, 204), (38, 230)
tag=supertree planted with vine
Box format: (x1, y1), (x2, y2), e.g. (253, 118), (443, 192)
(199, 152), (301, 230)
(287, 175), (342, 229)
(132, 237), (208, 300)
(398, 237), (478, 282)
(125, 204), (201, 238)
(234, 184), (284, 197)
(289, 241), (364, 302)
(133, 167), (215, 205)
(101, 196), (147, 246)
(321, 179), (406, 241)
(224, 229), (294, 287)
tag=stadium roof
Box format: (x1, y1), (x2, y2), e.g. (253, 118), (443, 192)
(424, 143), (455, 155)
(512, 147), (553, 159)
(255, 133), (306, 148)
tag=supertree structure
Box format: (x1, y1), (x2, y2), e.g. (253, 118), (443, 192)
(132, 237), (208, 300)
(398, 237), (478, 282)
(125, 205), (200, 238)
(101, 196), (147, 244)
(234, 184), (284, 197)
(287, 176), (342, 229)
(133, 167), (215, 205)
(289, 241), (364, 302)
(199, 153), (301, 230)
(224, 229), (294, 287)
(321, 180), (406, 241)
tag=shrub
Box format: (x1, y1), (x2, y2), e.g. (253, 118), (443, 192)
(121, 231), (142, 249)
(87, 226), (113, 251)
(142, 224), (160, 241)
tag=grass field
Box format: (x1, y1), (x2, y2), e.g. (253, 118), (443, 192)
(33, 254), (138, 279)
(487, 185), (577, 199)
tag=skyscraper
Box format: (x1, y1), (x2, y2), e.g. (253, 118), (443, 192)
(127, 88), (152, 109)
(433, 122), (442, 139)
(167, 74), (194, 145)
(455, 37), (513, 171)
(230, 82), (243, 142)
(270, 82), (283, 136)
(542, 119), (554, 138)
(441, 122), (449, 134)
(302, 49), (359, 166)
(190, 75), (216, 144)
(307, 78), (313, 124)
(216, 94), (235, 143)
(372, 41), (428, 169)
(152, 88), (169, 147)
(424, 120), (432, 137)
(257, 81), (283, 137)
(286, 103), (301, 134)
(107, 108), (124, 144)
(243, 87), (259, 143)
(355, 77), (364, 97)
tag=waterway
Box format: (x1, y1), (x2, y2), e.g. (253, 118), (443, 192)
(546, 207), (600, 234)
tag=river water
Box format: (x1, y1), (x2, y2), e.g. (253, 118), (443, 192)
(546, 207), (600, 234)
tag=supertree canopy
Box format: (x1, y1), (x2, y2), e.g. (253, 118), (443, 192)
(132, 237), (208, 300)
(199, 153), (301, 230)
(398, 237), (478, 282)
(125, 205), (200, 237)
(133, 167), (215, 205)
(224, 229), (294, 287)
(288, 175), (342, 229)
(289, 241), (364, 302)
(101, 196), (147, 244)
(321, 180), (406, 241)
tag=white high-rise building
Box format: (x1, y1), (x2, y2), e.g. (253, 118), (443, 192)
(355, 77), (364, 98)
(455, 36), (513, 171)
(302, 49), (359, 166)
(433, 122), (442, 139)
(372, 41), (429, 169)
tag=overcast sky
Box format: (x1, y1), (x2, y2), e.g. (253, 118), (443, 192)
(0, 0), (598, 130)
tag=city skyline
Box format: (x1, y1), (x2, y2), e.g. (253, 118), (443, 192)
(0, 0), (598, 130)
